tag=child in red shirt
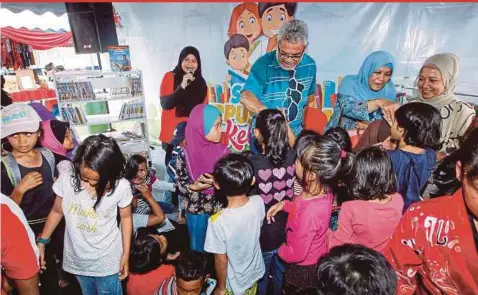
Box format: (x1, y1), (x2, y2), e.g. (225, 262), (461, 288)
(127, 227), (179, 295)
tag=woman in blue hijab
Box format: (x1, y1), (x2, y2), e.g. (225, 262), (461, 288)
(326, 51), (397, 131)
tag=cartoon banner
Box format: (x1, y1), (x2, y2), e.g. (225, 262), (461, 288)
(209, 2), (299, 152)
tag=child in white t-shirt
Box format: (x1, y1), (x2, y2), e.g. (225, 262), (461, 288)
(37, 135), (133, 295)
(204, 154), (265, 295)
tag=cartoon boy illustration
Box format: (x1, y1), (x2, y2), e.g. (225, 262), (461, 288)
(228, 3), (262, 60)
(259, 2), (298, 52)
(224, 34), (251, 75)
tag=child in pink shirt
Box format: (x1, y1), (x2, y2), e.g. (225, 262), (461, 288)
(328, 146), (404, 253)
(267, 132), (354, 294)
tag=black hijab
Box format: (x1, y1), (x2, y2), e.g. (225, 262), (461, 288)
(50, 120), (70, 144)
(172, 46), (208, 117)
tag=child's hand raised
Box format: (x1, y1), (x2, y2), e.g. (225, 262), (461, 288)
(266, 201), (285, 224)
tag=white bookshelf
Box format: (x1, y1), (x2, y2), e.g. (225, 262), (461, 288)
(54, 70), (151, 160)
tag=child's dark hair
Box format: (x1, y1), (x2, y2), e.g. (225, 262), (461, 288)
(213, 153), (254, 196)
(130, 227), (164, 274)
(176, 251), (208, 282)
(457, 128), (478, 180)
(349, 146), (396, 201)
(296, 133), (354, 191)
(255, 109), (290, 167)
(72, 134), (125, 209)
(259, 2), (297, 18)
(224, 34), (250, 59)
(317, 244), (397, 295)
(325, 127), (352, 153)
(125, 154), (147, 180)
(395, 102), (442, 150)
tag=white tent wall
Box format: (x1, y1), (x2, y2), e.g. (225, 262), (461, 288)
(113, 2), (478, 141)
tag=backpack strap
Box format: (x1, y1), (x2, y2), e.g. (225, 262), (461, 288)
(1, 153), (22, 187)
(38, 148), (56, 179)
(1, 148), (56, 188)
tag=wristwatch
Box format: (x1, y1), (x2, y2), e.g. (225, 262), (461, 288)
(37, 237), (51, 245)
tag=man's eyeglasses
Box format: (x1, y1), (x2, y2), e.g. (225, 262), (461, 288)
(277, 46), (305, 60)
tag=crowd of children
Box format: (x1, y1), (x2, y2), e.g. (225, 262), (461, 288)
(1, 99), (477, 295)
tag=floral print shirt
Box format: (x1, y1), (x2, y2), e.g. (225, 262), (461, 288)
(169, 147), (221, 215)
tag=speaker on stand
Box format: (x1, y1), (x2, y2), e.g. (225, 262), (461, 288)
(65, 3), (120, 132)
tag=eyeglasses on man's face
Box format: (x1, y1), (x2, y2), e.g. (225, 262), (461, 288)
(277, 46), (305, 61)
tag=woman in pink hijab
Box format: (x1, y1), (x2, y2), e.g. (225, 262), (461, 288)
(169, 104), (229, 252)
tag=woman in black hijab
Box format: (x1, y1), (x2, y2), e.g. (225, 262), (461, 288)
(159, 46), (208, 165)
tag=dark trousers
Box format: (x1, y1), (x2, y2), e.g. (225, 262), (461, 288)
(29, 221), (63, 295)
(162, 142), (178, 206)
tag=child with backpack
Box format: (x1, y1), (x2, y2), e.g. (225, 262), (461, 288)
(1, 104), (62, 294)
(250, 109), (296, 295)
(388, 102), (442, 210)
(267, 133), (353, 295)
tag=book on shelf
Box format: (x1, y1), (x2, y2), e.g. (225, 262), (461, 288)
(130, 77), (143, 97)
(57, 81), (96, 102)
(61, 105), (88, 125)
(119, 99), (144, 120)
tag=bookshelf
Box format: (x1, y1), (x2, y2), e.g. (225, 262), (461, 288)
(54, 70), (151, 160)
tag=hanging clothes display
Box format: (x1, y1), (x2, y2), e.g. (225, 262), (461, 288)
(1, 37), (36, 69)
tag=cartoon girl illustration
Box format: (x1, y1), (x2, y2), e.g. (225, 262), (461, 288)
(228, 3), (262, 60)
(259, 2), (298, 52)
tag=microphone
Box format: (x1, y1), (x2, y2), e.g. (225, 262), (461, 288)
(186, 69), (193, 86)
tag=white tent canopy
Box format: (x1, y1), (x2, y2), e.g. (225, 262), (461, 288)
(0, 8), (70, 31)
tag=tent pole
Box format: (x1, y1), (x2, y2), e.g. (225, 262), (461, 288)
(96, 52), (102, 70)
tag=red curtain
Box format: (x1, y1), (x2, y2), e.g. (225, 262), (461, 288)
(0, 26), (73, 50)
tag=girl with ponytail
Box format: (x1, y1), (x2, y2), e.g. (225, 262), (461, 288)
(250, 109), (296, 295)
(267, 132), (355, 294)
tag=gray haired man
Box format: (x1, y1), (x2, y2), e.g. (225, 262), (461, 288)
(240, 19), (317, 148)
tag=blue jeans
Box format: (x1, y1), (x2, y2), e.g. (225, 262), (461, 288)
(76, 273), (122, 295)
(258, 249), (285, 295)
(186, 213), (210, 252)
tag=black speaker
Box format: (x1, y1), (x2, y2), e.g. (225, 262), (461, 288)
(66, 3), (119, 54)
